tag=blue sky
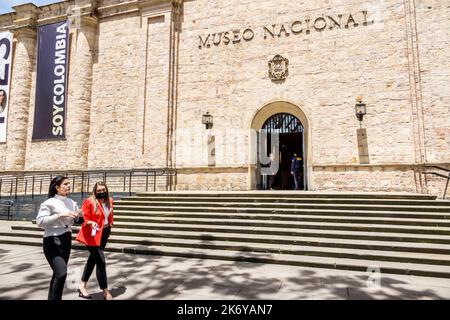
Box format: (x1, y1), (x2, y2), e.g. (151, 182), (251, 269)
(0, 0), (63, 15)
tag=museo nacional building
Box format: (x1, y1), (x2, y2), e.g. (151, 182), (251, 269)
(0, 0), (448, 195)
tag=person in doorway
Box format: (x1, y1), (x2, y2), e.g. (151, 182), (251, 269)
(76, 181), (114, 300)
(291, 152), (303, 190)
(266, 153), (277, 190)
(36, 176), (83, 300)
(261, 153), (277, 190)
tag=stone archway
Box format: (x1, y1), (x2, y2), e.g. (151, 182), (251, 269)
(248, 101), (312, 190)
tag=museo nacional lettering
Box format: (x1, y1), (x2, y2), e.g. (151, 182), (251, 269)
(199, 11), (375, 49)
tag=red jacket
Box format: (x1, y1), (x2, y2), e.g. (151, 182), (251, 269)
(76, 197), (114, 247)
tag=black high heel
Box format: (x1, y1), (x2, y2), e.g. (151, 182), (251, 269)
(77, 288), (92, 299)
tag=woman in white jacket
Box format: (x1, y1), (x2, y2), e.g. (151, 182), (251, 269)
(36, 176), (82, 300)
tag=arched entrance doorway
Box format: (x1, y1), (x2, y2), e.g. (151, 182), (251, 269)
(249, 101), (310, 191)
(260, 113), (305, 190)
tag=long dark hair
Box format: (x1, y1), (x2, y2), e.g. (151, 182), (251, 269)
(48, 176), (69, 198)
(89, 181), (111, 214)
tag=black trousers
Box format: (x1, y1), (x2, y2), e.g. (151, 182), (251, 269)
(43, 231), (72, 300)
(81, 226), (111, 289)
(293, 171), (302, 190)
(267, 175), (275, 189)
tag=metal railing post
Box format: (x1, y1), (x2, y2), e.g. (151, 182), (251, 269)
(129, 171), (132, 196)
(32, 176), (35, 199)
(14, 177), (18, 200)
(444, 173), (450, 199)
(153, 171), (156, 192)
(81, 172), (85, 198)
(146, 171), (149, 192)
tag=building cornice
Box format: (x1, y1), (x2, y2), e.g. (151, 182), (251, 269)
(0, 0), (182, 31)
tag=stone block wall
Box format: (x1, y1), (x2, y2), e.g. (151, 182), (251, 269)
(312, 165), (419, 193)
(176, 167), (248, 191)
(415, 1), (450, 164)
(177, 0), (416, 169)
(89, 13), (143, 169)
(0, 0), (448, 195)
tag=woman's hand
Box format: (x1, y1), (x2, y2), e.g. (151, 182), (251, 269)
(86, 221), (98, 229)
(58, 212), (79, 219)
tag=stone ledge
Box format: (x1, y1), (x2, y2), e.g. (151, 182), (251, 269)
(177, 166), (248, 174)
(313, 163), (450, 170)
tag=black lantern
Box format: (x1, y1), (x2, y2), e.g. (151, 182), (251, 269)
(355, 98), (367, 122)
(202, 112), (213, 129)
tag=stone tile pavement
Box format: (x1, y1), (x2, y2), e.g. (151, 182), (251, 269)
(1, 244), (450, 300)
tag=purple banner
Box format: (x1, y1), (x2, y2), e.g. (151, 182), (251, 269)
(32, 21), (69, 141)
(0, 31), (13, 143)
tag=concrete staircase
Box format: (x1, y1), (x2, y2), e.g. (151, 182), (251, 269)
(1, 191), (450, 278)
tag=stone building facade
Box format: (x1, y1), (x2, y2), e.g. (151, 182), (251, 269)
(0, 0), (449, 195)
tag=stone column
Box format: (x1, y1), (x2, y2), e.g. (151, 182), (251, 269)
(5, 4), (38, 171)
(66, 2), (98, 169)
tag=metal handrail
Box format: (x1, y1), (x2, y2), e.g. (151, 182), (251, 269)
(0, 168), (176, 200)
(422, 165), (450, 199)
(424, 165), (450, 172)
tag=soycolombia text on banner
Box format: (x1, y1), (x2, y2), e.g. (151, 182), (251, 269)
(32, 21), (69, 141)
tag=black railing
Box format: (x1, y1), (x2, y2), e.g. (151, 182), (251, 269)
(0, 168), (177, 200)
(422, 165), (450, 199)
(0, 199), (14, 220)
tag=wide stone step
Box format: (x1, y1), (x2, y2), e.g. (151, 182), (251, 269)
(111, 211), (450, 227)
(113, 205), (450, 217)
(118, 196), (450, 206)
(12, 225), (450, 255)
(113, 201), (450, 213)
(79, 216), (450, 236)
(112, 209), (450, 221)
(135, 191), (437, 200)
(4, 228), (450, 267)
(23, 221), (450, 244)
(28, 218), (450, 236)
(2, 232), (450, 278)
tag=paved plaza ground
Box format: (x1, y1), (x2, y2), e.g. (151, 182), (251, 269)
(1, 243), (450, 300)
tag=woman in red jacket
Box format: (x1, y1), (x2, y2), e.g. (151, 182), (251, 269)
(76, 181), (114, 300)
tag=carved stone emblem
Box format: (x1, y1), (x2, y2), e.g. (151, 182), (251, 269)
(268, 55), (289, 82)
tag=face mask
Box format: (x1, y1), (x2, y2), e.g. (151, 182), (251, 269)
(95, 192), (108, 200)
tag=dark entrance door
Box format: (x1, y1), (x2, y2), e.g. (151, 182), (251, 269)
(259, 113), (305, 190)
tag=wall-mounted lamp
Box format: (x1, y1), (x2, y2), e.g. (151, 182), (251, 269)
(355, 97), (367, 122)
(202, 112), (213, 129)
